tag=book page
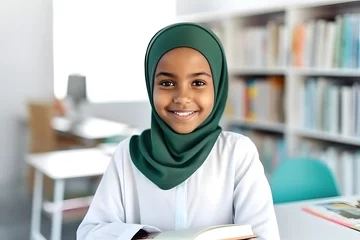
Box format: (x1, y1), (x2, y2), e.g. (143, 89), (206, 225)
(196, 224), (254, 240)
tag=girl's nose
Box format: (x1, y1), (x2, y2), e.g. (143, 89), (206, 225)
(173, 86), (191, 105)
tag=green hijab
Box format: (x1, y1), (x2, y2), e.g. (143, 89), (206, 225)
(129, 22), (228, 190)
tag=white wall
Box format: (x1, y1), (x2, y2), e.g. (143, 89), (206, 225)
(0, 0), (54, 187)
(176, 0), (344, 15)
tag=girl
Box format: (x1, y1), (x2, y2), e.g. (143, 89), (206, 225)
(77, 22), (280, 240)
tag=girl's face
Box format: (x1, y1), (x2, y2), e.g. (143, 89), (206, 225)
(153, 47), (215, 134)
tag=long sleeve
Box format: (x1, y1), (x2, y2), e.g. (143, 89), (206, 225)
(233, 138), (280, 240)
(76, 151), (159, 240)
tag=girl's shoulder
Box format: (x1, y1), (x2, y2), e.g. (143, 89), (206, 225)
(115, 135), (133, 151)
(107, 137), (132, 164)
(216, 130), (260, 165)
(217, 130), (263, 176)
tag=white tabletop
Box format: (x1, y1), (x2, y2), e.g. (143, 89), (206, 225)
(52, 116), (140, 140)
(275, 195), (360, 240)
(26, 148), (111, 179)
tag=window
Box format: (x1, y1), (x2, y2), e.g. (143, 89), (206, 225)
(53, 0), (177, 102)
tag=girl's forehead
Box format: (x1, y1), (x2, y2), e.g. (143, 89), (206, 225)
(156, 47), (210, 68)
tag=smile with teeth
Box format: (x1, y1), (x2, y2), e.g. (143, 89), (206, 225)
(173, 111), (194, 116)
(169, 110), (197, 120)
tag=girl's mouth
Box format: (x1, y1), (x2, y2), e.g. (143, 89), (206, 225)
(169, 111), (197, 120)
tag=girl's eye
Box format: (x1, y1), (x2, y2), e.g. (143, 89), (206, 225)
(192, 80), (205, 86)
(160, 81), (174, 87)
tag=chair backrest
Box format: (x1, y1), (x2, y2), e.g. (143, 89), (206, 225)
(270, 157), (340, 204)
(27, 101), (56, 153)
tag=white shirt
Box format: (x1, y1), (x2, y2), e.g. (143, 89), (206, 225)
(77, 131), (280, 240)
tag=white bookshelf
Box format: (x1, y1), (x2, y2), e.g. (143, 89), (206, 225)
(178, 0), (360, 195)
(230, 67), (360, 76)
(292, 67), (360, 77)
(295, 128), (360, 146)
(225, 117), (286, 133)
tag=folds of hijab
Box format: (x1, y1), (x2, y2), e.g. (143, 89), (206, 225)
(129, 22), (228, 190)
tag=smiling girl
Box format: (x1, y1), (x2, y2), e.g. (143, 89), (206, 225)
(77, 22), (280, 240)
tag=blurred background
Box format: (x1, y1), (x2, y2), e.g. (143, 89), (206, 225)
(1, 0), (360, 239)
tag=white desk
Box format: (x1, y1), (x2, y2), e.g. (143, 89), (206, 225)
(275, 195), (360, 240)
(27, 148), (111, 240)
(52, 116), (140, 142)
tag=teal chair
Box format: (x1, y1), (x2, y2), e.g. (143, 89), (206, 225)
(270, 157), (340, 204)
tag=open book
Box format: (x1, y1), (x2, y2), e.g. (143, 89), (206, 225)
(137, 224), (256, 240)
(303, 199), (360, 231)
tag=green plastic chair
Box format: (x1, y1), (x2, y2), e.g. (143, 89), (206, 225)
(270, 157), (340, 204)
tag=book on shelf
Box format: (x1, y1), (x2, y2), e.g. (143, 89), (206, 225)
(302, 77), (360, 137)
(303, 199), (360, 231)
(239, 21), (286, 68)
(226, 76), (285, 123)
(135, 224), (256, 240)
(292, 13), (360, 69)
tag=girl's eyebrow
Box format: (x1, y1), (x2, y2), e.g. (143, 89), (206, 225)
(155, 71), (175, 78)
(155, 71), (212, 78)
(189, 72), (212, 78)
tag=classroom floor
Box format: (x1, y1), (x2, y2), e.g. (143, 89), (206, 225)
(0, 184), (79, 240)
